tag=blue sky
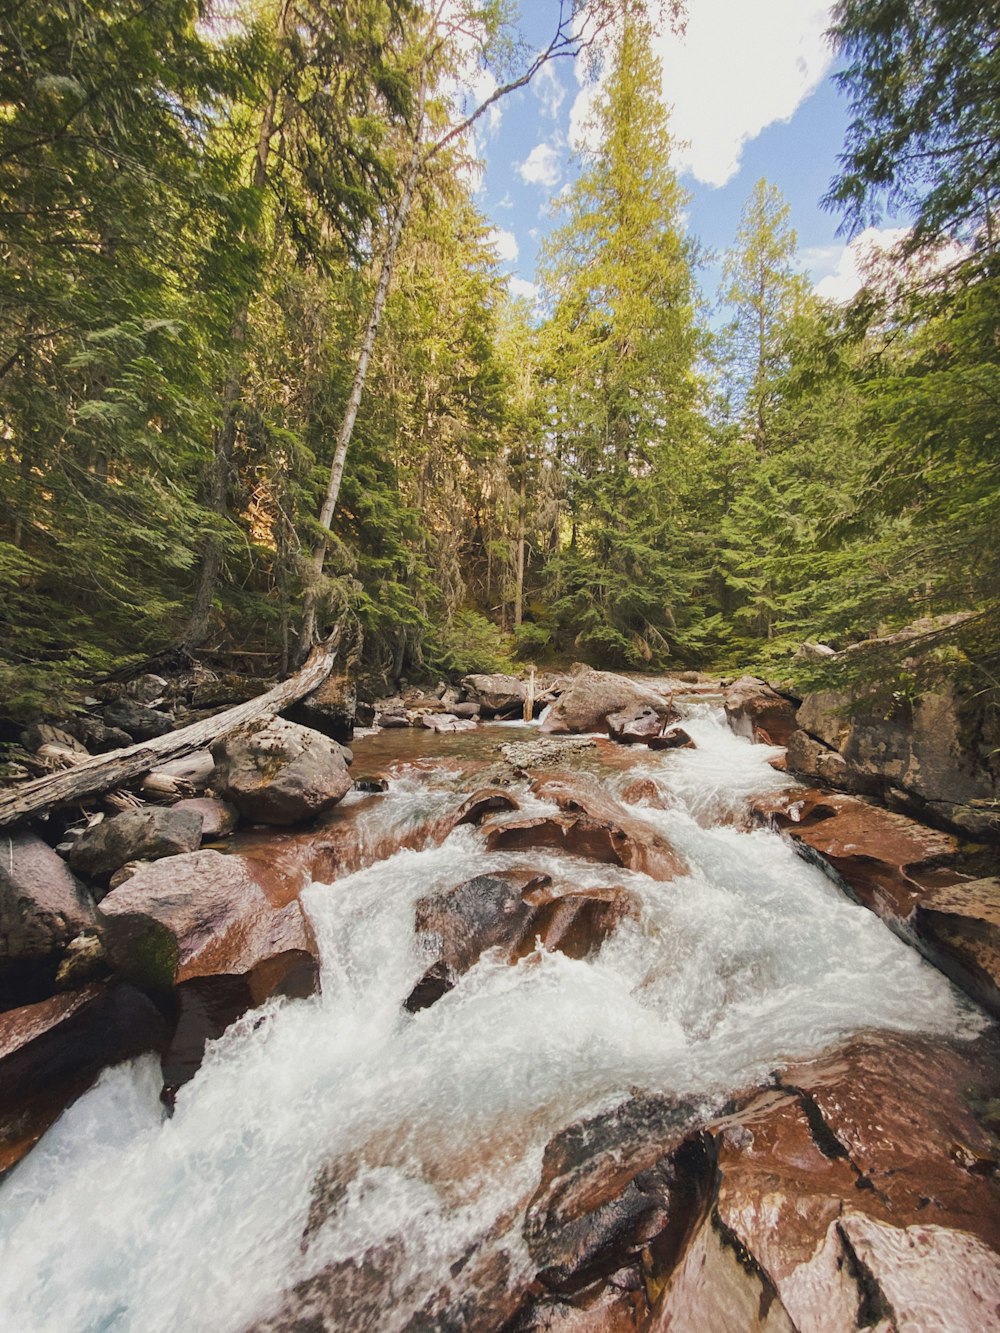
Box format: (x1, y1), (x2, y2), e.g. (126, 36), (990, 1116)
(462, 2), (906, 312)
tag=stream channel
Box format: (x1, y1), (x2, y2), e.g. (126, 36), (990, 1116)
(0, 697), (985, 1330)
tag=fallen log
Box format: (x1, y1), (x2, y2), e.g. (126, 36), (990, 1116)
(0, 641), (339, 830)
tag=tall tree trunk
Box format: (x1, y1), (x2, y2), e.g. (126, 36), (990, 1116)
(297, 76), (427, 659)
(514, 465), (526, 627)
(180, 3), (290, 650)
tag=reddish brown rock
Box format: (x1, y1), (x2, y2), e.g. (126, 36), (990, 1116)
(541, 669), (676, 736)
(98, 849), (317, 993)
(620, 778), (668, 808)
(489, 775), (687, 881)
(752, 787), (960, 922)
(172, 796), (239, 839)
(0, 982), (168, 1175)
(647, 726), (695, 751)
(723, 675), (798, 746)
(915, 878), (1000, 1018)
(211, 716), (352, 826)
(405, 871), (638, 1011)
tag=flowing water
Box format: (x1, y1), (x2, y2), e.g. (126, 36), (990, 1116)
(0, 702), (983, 1331)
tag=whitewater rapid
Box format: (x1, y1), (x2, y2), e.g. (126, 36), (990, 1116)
(0, 703), (982, 1331)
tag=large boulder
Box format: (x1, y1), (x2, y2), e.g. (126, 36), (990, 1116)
(98, 848), (316, 994)
(284, 672), (357, 744)
(67, 806), (203, 883)
(607, 704), (665, 744)
(540, 669), (676, 736)
(0, 832), (96, 1002)
(461, 673), (526, 717)
(210, 716), (352, 826)
(722, 675), (798, 745)
(790, 682), (1000, 840)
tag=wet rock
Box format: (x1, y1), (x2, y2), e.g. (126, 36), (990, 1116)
(687, 1031), (1000, 1332)
(454, 788), (521, 826)
(915, 878), (1000, 1018)
(69, 716), (133, 752)
(0, 831), (96, 1003)
(541, 669), (676, 736)
(100, 698), (174, 740)
(752, 787), (960, 922)
(647, 726), (695, 751)
(620, 778), (670, 809)
(67, 806), (203, 883)
(211, 716), (352, 826)
(405, 871), (638, 1011)
(607, 705), (664, 744)
(722, 675), (798, 746)
(284, 672), (356, 743)
(461, 673), (527, 717)
(98, 848), (316, 994)
(421, 713), (478, 734)
(380, 712), (410, 729)
(483, 775), (687, 881)
(172, 796), (239, 840)
(0, 982), (168, 1175)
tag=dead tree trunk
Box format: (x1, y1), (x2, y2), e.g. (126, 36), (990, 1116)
(0, 641), (338, 830)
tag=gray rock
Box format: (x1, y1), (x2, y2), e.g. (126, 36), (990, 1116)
(70, 716), (134, 752)
(100, 698), (174, 740)
(68, 807), (203, 882)
(124, 673), (169, 704)
(540, 668), (675, 736)
(19, 723), (88, 755)
(451, 701), (481, 719)
(210, 716), (352, 826)
(0, 831), (96, 966)
(461, 673), (527, 717)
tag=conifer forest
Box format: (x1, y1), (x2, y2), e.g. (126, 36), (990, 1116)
(2, 0), (996, 712)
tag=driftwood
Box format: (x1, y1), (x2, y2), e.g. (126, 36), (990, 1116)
(0, 641), (338, 830)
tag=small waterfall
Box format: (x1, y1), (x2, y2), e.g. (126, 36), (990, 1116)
(0, 705), (981, 1332)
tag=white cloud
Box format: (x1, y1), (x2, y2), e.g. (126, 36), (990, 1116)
(489, 228), (519, 263)
(811, 229), (909, 301)
(810, 228), (969, 302)
(517, 142), (562, 188)
(533, 60), (566, 119)
(508, 276), (539, 303)
(571, 2), (834, 188)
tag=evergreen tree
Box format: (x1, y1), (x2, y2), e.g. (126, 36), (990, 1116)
(539, 12), (703, 666)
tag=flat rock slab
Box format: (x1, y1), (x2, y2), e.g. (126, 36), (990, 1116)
(915, 877), (1000, 1017)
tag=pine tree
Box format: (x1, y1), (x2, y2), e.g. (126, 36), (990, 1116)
(539, 12), (703, 666)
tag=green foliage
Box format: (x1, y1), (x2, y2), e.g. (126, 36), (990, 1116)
(426, 609), (514, 677)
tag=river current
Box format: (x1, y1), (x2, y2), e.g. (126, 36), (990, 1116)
(0, 701), (981, 1330)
